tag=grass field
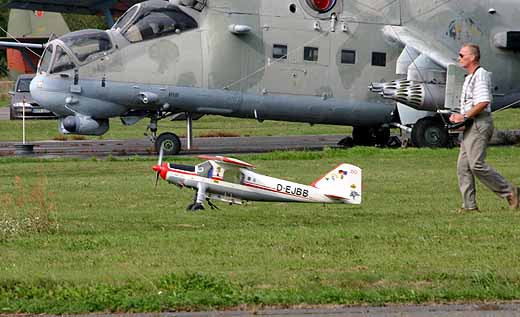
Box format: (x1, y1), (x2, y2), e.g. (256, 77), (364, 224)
(1, 147), (520, 314)
(0, 116), (351, 142)
(1, 108), (519, 142)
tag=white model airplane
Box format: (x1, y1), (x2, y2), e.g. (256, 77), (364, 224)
(152, 151), (362, 210)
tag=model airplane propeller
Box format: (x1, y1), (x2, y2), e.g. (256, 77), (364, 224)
(152, 150), (362, 211)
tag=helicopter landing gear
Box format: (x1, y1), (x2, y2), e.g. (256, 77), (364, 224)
(146, 116), (182, 155)
(341, 126), (391, 147)
(411, 116), (450, 148)
(155, 132), (181, 155)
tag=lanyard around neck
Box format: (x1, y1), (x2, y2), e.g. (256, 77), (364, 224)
(463, 66), (481, 103)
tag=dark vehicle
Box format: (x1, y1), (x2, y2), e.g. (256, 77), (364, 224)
(9, 74), (56, 120)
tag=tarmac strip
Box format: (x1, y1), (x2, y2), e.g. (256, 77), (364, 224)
(0, 135), (344, 157)
(1, 302), (519, 317)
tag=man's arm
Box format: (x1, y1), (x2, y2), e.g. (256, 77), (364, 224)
(449, 102), (488, 123)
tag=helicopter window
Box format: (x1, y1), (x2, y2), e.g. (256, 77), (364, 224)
(372, 52), (386, 67)
(341, 49), (356, 64)
(112, 5), (139, 30)
(304, 46), (319, 61)
(38, 45), (53, 73)
(51, 46), (75, 73)
(60, 30), (113, 63)
(273, 44), (288, 59)
(123, 8), (198, 43)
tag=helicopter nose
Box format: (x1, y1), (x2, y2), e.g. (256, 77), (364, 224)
(30, 74), (72, 116)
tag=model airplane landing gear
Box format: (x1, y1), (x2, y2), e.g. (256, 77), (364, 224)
(411, 116), (449, 148)
(187, 183), (208, 211)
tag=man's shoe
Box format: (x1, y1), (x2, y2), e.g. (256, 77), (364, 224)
(456, 207), (479, 213)
(507, 187), (519, 209)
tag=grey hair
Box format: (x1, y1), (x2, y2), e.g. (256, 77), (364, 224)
(463, 43), (481, 62)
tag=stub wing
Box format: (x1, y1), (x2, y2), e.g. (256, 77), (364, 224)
(383, 25), (456, 69)
(311, 163), (362, 204)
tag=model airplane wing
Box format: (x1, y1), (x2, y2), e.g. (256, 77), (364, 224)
(198, 155), (255, 169)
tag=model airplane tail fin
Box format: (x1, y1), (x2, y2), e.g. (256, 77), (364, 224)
(311, 163), (362, 204)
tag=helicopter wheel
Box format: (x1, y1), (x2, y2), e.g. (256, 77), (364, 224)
(411, 117), (449, 148)
(155, 132), (181, 155)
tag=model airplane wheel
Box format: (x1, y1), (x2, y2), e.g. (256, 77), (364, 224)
(155, 132), (181, 155)
(411, 117), (449, 148)
(188, 203), (205, 211)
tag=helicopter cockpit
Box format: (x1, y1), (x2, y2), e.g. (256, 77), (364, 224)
(37, 29), (113, 74)
(112, 1), (198, 43)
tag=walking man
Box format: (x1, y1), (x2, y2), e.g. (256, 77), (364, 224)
(449, 44), (518, 211)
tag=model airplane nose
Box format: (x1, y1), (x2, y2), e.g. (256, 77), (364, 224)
(152, 165), (161, 172)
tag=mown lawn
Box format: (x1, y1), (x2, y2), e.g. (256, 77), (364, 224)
(1, 108), (519, 142)
(0, 115), (351, 142)
(1, 147), (520, 314)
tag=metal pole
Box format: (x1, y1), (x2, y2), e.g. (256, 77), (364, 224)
(22, 97), (26, 144)
(186, 113), (193, 150)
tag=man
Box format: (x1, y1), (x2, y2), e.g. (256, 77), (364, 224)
(449, 44), (518, 212)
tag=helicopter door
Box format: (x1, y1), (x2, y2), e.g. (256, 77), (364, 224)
(261, 27), (330, 96)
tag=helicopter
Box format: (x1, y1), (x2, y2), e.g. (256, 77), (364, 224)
(152, 150), (362, 210)
(3, 0), (520, 154)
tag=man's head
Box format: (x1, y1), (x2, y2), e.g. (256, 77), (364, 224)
(458, 44), (480, 70)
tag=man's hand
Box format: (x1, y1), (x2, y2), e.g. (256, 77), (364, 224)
(450, 113), (465, 123)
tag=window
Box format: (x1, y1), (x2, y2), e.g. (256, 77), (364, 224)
(38, 45), (53, 73)
(372, 52), (386, 67)
(304, 47), (319, 61)
(341, 49), (356, 64)
(16, 78), (32, 92)
(273, 44), (288, 59)
(61, 30), (112, 62)
(51, 46), (75, 73)
(123, 8), (198, 43)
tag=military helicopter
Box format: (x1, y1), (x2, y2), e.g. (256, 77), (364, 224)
(4, 0), (520, 153)
(152, 150), (362, 210)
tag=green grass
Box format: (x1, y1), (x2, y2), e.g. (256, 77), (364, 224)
(0, 116), (350, 141)
(1, 147), (520, 314)
(1, 108), (519, 142)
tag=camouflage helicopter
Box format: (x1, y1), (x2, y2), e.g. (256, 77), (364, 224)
(3, 0), (520, 154)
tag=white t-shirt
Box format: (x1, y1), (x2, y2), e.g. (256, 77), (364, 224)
(460, 67), (492, 115)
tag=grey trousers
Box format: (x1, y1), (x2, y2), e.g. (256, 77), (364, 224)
(457, 113), (513, 209)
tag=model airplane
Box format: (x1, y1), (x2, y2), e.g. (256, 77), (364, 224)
(2, 0), (520, 153)
(152, 151), (362, 210)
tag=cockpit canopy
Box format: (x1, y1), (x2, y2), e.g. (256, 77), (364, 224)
(113, 1), (198, 43)
(38, 29), (113, 74)
(60, 29), (113, 63)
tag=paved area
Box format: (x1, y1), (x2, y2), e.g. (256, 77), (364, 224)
(2, 303), (519, 317)
(0, 134), (344, 157)
(0, 106), (9, 120)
